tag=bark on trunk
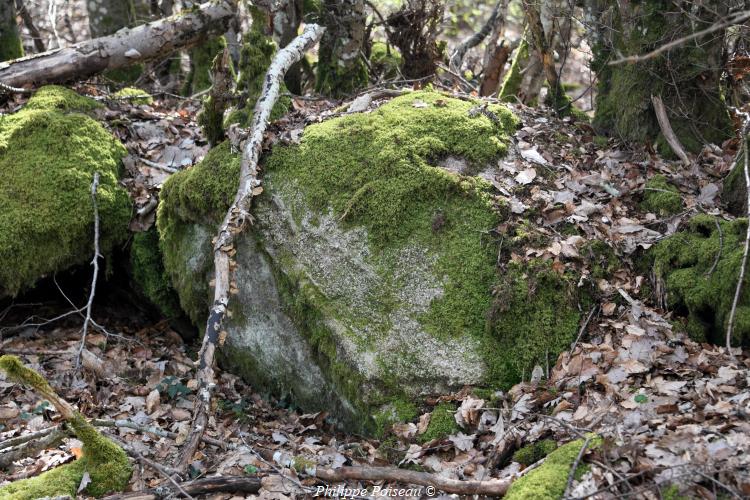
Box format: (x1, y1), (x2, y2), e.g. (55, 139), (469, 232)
(1, 0), (23, 62)
(0, 0), (236, 88)
(88, 0), (136, 37)
(588, 0), (733, 153)
(316, 0), (368, 97)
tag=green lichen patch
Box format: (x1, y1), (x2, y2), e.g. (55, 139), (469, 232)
(130, 228), (182, 318)
(485, 260), (585, 389)
(0, 357), (131, 499)
(112, 87), (153, 105)
(0, 86), (131, 296)
(513, 439), (558, 466)
(650, 214), (750, 345)
(641, 174), (683, 217)
(419, 402), (459, 443)
(505, 437), (601, 500)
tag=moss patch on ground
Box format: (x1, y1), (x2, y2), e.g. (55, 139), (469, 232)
(485, 259), (585, 389)
(0, 356), (131, 499)
(419, 402), (459, 443)
(369, 42), (402, 80)
(513, 439), (558, 466)
(112, 87), (153, 105)
(641, 174), (682, 217)
(506, 437), (601, 500)
(650, 214), (750, 346)
(373, 398), (419, 437)
(0, 86), (131, 297)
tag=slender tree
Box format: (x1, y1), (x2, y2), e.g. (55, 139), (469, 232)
(1, 0), (23, 62)
(316, 0), (368, 97)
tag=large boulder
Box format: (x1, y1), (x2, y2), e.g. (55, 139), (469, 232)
(158, 91), (584, 431)
(0, 86), (132, 297)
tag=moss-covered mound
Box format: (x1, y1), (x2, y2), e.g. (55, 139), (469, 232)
(158, 90), (584, 429)
(505, 437), (600, 500)
(650, 214), (750, 345)
(0, 356), (131, 499)
(0, 86), (131, 297)
(641, 174), (683, 217)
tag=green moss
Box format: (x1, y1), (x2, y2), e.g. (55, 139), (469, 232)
(499, 34), (529, 101)
(0, 86), (131, 297)
(506, 437), (601, 500)
(0, 15), (24, 62)
(593, 135), (609, 148)
(513, 439), (558, 465)
(641, 174), (682, 216)
(0, 357), (131, 499)
(591, 3), (731, 151)
(130, 229), (182, 318)
(650, 214), (750, 346)
(112, 87), (153, 105)
(419, 402), (459, 442)
(584, 240), (619, 280)
(103, 64), (144, 85)
(373, 398), (418, 437)
(184, 36), (227, 95)
(226, 10), (289, 128)
(485, 260), (585, 389)
(370, 42), (402, 80)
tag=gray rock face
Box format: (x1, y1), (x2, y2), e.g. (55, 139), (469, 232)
(171, 174), (489, 430)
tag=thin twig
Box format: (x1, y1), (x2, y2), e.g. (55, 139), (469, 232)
(563, 435), (591, 498)
(726, 131), (750, 353)
(75, 172), (101, 369)
(705, 216), (723, 277)
(609, 10), (750, 65)
(567, 305), (598, 362)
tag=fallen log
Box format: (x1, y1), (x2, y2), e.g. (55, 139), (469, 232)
(100, 476), (261, 499)
(174, 22), (326, 473)
(0, 0), (236, 88)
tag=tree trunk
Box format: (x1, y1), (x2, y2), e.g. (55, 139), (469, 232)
(273, 0), (304, 93)
(88, 0), (136, 37)
(315, 0), (368, 97)
(1, 0), (23, 62)
(0, 0), (236, 88)
(587, 0), (733, 153)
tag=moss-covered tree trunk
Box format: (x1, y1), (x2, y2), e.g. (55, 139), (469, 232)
(87, 0), (136, 37)
(587, 0), (732, 153)
(0, 0), (23, 62)
(315, 0), (368, 97)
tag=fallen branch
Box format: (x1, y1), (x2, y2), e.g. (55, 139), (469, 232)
(175, 23), (325, 473)
(651, 95), (690, 165)
(563, 435), (591, 499)
(100, 476), (261, 500)
(0, 426), (68, 468)
(0, 0), (236, 88)
(313, 465), (511, 496)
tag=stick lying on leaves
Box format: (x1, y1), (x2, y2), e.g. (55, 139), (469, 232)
(100, 476), (261, 500)
(175, 23), (326, 474)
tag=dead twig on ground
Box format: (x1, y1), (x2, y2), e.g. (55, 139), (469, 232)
(175, 23), (325, 474)
(75, 172), (101, 370)
(563, 435), (591, 498)
(99, 476), (261, 499)
(651, 95), (690, 165)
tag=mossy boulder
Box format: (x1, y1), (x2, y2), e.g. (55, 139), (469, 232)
(0, 86), (131, 297)
(650, 214), (750, 346)
(158, 91), (584, 431)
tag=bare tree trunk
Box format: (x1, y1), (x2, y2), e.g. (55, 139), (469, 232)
(88, 0), (136, 37)
(1, 0), (23, 62)
(479, 0), (509, 96)
(316, 0), (368, 97)
(0, 0), (236, 88)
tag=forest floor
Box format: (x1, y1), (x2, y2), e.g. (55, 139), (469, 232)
(2, 88), (750, 499)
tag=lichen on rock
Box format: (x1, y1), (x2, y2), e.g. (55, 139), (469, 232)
(158, 90), (586, 430)
(0, 86), (131, 297)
